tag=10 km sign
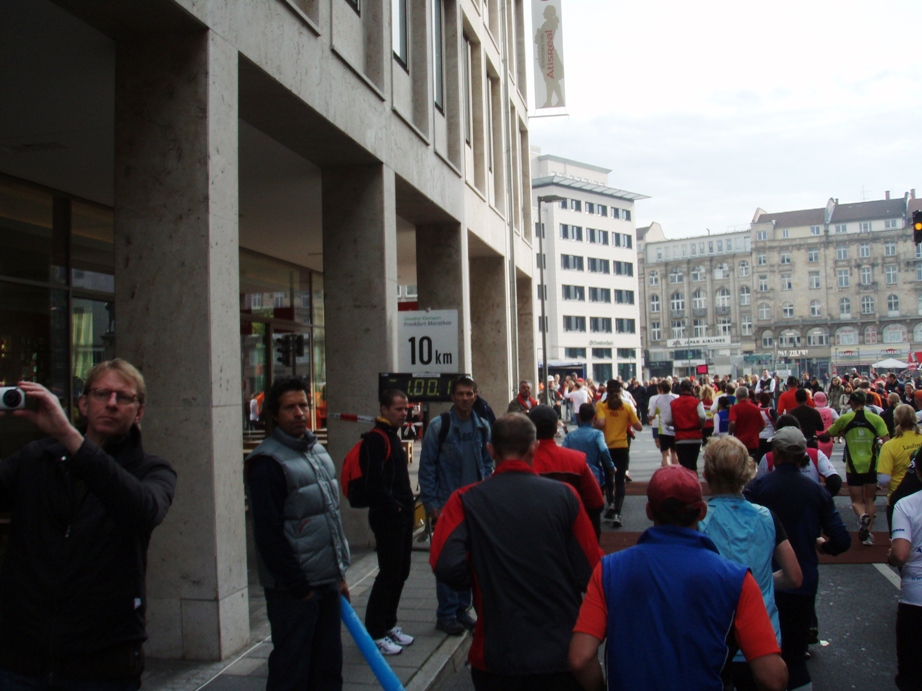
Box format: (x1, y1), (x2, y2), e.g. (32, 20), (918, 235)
(397, 310), (459, 373)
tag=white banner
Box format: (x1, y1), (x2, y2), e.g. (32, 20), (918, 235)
(666, 336), (731, 348)
(532, 0), (566, 113)
(397, 310), (459, 373)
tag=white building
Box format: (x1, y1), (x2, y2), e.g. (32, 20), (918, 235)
(531, 153), (647, 383)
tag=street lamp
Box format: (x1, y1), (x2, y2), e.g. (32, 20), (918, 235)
(536, 194), (565, 403)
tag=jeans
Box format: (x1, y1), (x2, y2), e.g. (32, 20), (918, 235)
(265, 584), (343, 691)
(366, 509), (413, 639)
(436, 577), (472, 621)
(776, 591), (814, 690)
(0, 670), (139, 691)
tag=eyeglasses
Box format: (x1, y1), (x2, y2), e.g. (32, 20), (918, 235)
(86, 388), (139, 406)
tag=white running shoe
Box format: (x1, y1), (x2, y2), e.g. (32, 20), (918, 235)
(388, 626), (415, 646)
(374, 636), (403, 656)
(612, 514), (623, 528)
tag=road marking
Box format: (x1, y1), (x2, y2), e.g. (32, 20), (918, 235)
(874, 563), (902, 591)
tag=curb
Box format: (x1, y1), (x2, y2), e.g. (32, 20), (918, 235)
(406, 631), (471, 691)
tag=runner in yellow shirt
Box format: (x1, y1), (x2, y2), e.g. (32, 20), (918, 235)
(594, 380), (642, 528)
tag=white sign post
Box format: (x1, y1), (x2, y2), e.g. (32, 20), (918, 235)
(397, 310), (459, 373)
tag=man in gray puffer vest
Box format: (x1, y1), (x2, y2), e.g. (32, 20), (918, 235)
(246, 377), (350, 691)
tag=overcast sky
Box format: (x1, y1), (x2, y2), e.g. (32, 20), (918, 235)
(527, 1), (922, 238)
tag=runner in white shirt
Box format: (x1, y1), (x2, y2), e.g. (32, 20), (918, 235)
(889, 471), (922, 688)
(564, 381), (592, 425)
(650, 380), (678, 467)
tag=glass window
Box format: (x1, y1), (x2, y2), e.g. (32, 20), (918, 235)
(780, 253), (791, 264)
(741, 315), (752, 336)
(809, 272), (821, 289)
(758, 302), (771, 320)
(810, 300), (822, 317)
(715, 288), (730, 308)
(565, 347), (587, 358)
(650, 294), (660, 312)
(885, 241), (897, 256)
(761, 330), (774, 348)
(888, 294), (900, 313)
(0, 178), (63, 284)
(781, 273), (792, 291)
(886, 265), (898, 284)
(649, 270), (659, 286)
(669, 268), (683, 283)
(651, 322), (661, 340)
(860, 266), (872, 285)
(592, 348), (612, 359)
(240, 250), (314, 325)
(433, 0), (444, 110)
(836, 327), (858, 345)
(738, 260), (750, 277)
(671, 292), (685, 312)
(781, 229), (789, 238)
(692, 290), (706, 309)
(865, 325), (878, 344)
(693, 319), (708, 337)
(884, 324), (907, 343)
(782, 302), (794, 318)
(671, 320), (686, 339)
(860, 243), (870, 258)
(808, 249), (818, 263)
(810, 225), (821, 236)
(739, 285), (751, 305)
(836, 246), (848, 260)
(837, 269), (850, 287)
(71, 202), (114, 292)
(758, 275), (768, 292)
(839, 297), (851, 316)
(807, 328), (828, 346)
(835, 224), (847, 234)
(691, 266), (705, 282)
(861, 295), (875, 314)
(392, 0), (408, 67)
(757, 254), (767, 266)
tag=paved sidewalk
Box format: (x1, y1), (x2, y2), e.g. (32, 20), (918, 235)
(143, 549), (471, 691)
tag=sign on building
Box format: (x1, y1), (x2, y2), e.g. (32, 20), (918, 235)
(666, 336), (731, 348)
(532, 0), (566, 113)
(397, 310), (459, 373)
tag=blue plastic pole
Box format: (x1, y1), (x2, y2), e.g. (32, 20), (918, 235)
(340, 597), (406, 691)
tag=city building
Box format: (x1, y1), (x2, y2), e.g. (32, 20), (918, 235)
(1, 0), (533, 660)
(531, 153), (646, 383)
(638, 192), (921, 380)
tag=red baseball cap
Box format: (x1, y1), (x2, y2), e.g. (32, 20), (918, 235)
(647, 466), (705, 518)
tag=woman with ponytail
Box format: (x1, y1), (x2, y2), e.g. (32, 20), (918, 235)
(594, 380), (642, 528)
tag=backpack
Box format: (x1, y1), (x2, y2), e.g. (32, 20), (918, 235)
(340, 428), (390, 508)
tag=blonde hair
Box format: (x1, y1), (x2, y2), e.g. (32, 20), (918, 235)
(703, 436), (755, 495)
(84, 358), (146, 404)
(894, 404), (920, 438)
(700, 386), (715, 405)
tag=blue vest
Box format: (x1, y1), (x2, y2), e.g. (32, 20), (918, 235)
(246, 428), (350, 589)
(603, 526), (747, 691)
(699, 496), (781, 660)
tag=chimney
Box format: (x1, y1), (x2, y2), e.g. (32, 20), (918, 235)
(913, 189), (917, 200)
(885, 190), (890, 200)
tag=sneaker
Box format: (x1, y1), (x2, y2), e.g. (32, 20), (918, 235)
(862, 532), (875, 546)
(603, 506), (616, 520)
(387, 626), (414, 646)
(625, 471), (633, 483)
(436, 618), (465, 636)
(374, 636), (403, 656)
(457, 611), (477, 631)
(612, 514), (623, 528)
(858, 513), (871, 543)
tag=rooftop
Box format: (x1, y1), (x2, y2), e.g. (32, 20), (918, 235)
(532, 175), (649, 202)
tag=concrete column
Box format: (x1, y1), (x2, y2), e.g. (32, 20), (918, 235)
(516, 272), (537, 392)
(114, 30), (248, 660)
(416, 223), (470, 373)
(322, 164), (398, 545)
(469, 254), (513, 410)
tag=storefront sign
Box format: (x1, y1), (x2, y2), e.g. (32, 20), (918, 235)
(666, 336), (731, 348)
(397, 310), (459, 373)
(777, 349), (810, 358)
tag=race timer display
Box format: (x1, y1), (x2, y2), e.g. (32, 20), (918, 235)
(378, 373), (459, 402)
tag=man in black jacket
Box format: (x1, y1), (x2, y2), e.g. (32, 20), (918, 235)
(360, 389), (416, 656)
(0, 359), (176, 688)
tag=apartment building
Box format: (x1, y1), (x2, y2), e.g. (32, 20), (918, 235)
(639, 192), (920, 379)
(1, 0), (532, 660)
(531, 153), (647, 382)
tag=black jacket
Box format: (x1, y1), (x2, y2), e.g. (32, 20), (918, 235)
(359, 419), (414, 514)
(0, 426), (176, 678)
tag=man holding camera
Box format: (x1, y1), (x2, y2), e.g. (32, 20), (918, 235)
(0, 360), (177, 689)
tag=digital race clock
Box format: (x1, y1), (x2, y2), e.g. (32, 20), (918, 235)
(378, 373), (460, 402)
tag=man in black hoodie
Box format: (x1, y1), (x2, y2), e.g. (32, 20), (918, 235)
(360, 389), (416, 656)
(0, 359), (176, 688)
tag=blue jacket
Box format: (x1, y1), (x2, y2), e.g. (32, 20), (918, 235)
(602, 526), (748, 691)
(562, 423), (613, 486)
(745, 462), (850, 596)
(419, 409), (492, 511)
(699, 496), (781, 659)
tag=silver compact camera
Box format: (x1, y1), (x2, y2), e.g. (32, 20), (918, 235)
(0, 387), (25, 411)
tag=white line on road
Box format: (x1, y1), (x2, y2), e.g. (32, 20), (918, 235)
(874, 562), (902, 591)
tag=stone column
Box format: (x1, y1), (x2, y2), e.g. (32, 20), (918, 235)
(516, 272), (537, 393)
(114, 30), (248, 660)
(322, 164), (398, 545)
(416, 223), (470, 374)
(469, 255), (513, 410)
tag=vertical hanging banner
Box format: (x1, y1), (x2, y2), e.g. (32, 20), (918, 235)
(532, 0), (567, 114)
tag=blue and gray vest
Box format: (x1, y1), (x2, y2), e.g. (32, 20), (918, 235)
(602, 526), (747, 691)
(699, 496), (782, 659)
(246, 428), (350, 589)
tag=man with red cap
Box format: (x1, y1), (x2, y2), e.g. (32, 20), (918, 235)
(569, 465), (787, 691)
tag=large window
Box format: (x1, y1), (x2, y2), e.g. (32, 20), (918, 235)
(563, 316), (587, 332)
(780, 273), (792, 291)
(839, 297), (851, 317)
(562, 285), (585, 301)
(861, 295), (875, 314)
(669, 268), (684, 284)
(886, 265), (898, 284)
(589, 287), (612, 303)
(649, 270), (659, 286)
(807, 328), (828, 346)
(884, 324), (907, 343)
(715, 288), (730, 309)
(671, 292), (685, 312)
(836, 327), (858, 345)
(590, 317), (613, 333)
(650, 294), (661, 312)
(782, 302), (794, 318)
(741, 315), (753, 335)
(758, 302), (771, 320)
(392, 0), (408, 67)
(433, 0), (444, 110)
(561, 254), (584, 271)
(837, 269), (850, 287)
(692, 290), (706, 310)
(809, 272), (821, 289)
(810, 300), (822, 317)
(739, 286), (751, 306)
(761, 330), (774, 348)
(888, 294), (900, 314)
(651, 321), (661, 340)
(691, 265), (705, 282)
(738, 260), (750, 277)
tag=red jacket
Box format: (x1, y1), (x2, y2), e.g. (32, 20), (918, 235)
(671, 394), (703, 441)
(532, 439), (605, 510)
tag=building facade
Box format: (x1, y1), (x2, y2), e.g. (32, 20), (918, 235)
(531, 153), (646, 383)
(639, 193), (921, 380)
(1, 0), (533, 660)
